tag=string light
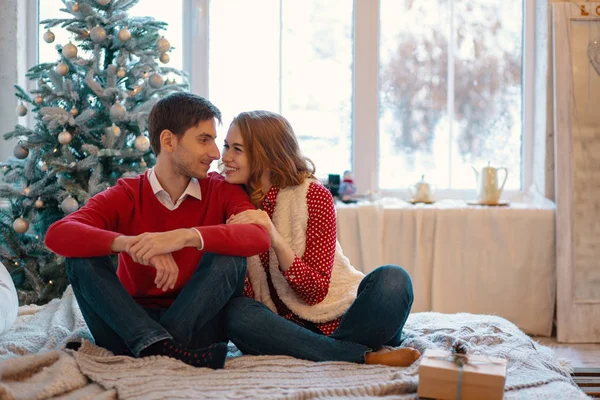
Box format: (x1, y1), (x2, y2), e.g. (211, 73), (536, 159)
(49, 280), (54, 285)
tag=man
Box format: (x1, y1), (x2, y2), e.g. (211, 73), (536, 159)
(45, 93), (270, 369)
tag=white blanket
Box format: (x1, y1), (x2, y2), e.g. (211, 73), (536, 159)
(0, 288), (588, 400)
(0, 262), (18, 336)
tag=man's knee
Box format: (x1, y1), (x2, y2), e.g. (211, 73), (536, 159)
(204, 254), (247, 274)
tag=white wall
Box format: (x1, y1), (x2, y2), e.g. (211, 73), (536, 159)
(0, 0), (35, 164)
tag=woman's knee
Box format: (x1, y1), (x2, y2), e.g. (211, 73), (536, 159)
(373, 265), (413, 301)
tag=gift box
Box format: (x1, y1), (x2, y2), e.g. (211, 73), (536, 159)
(417, 348), (507, 400)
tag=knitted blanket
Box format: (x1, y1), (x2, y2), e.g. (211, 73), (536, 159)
(0, 288), (589, 400)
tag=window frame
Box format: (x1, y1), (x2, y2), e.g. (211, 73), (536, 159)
(33, 0), (535, 201)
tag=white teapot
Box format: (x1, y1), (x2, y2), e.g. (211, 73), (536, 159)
(472, 162), (508, 204)
(408, 175), (435, 203)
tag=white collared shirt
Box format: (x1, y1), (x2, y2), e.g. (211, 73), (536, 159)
(148, 168), (204, 250)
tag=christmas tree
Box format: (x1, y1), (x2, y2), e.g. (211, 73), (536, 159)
(0, 0), (188, 305)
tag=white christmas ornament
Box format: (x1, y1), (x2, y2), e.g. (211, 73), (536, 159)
(110, 102), (126, 121)
(117, 67), (126, 78)
(90, 26), (107, 43)
(118, 27), (131, 42)
(61, 197), (79, 214)
(16, 104), (27, 117)
(134, 135), (150, 152)
(96, 0), (111, 5)
(55, 62), (69, 76)
(148, 73), (164, 89)
(12, 217), (29, 234)
(43, 30), (55, 43)
(159, 53), (170, 64)
(13, 144), (29, 159)
(35, 198), (44, 209)
(156, 37), (171, 53)
(62, 42), (78, 59)
(58, 130), (73, 145)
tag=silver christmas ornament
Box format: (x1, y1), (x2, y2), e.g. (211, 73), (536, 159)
(96, 0), (111, 5)
(110, 102), (127, 121)
(35, 198), (44, 209)
(62, 42), (78, 59)
(58, 130), (73, 145)
(159, 53), (170, 64)
(117, 67), (126, 78)
(34, 95), (43, 105)
(156, 37), (171, 53)
(118, 27), (131, 42)
(134, 135), (150, 152)
(16, 104), (27, 117)
(148, 73), (164, 89)
(13, 144), (29, 159)
(61, 197), (79, 214)
(90, 26), (107, 43)
(43, 30), (55, 43)
(13, 217), (29, 234)
(70, 106), (78, 116)
(55, 62), (69, 76)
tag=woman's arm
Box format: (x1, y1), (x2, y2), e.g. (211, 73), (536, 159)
(272, 183), (337, 305)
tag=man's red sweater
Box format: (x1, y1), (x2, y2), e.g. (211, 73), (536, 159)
(45, 172), (270, 308)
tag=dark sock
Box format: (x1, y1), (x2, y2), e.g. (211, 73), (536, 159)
(139, 339), (228, 369)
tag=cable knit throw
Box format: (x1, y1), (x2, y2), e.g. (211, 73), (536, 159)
(0, 287), (588, 399)
(246, 178), (365, 323)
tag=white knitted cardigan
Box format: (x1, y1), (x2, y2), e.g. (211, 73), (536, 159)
(246, 179), (365, 323)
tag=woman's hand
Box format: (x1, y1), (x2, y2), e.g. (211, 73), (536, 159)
(227, 210), (280, 245)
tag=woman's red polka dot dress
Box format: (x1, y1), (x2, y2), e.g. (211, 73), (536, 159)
(243, 182), (341, 336)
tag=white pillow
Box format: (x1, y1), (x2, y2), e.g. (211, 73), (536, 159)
(0, 261), (18, 335)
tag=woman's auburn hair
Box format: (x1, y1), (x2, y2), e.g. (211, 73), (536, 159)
(231, 110), (316, 208)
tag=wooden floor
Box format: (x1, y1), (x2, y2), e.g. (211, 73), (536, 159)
(532, 337), (600, 368)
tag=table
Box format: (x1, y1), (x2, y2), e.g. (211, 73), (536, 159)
(335, 196), (556, 336)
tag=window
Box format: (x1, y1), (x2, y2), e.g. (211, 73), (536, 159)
(379, 0), (523, 191)
(37, 0), (531, 196)
(39, 0), (183, 70)
(208, 0), (353, 177)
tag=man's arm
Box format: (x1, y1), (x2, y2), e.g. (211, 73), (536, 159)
(45, 181), (134, 258)
(197, 181), (270, 256)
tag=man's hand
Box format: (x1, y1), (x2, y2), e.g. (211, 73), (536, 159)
(227, 210), (280, 245)
(149, 253), (179, 291)
(127, 229), (196, 265)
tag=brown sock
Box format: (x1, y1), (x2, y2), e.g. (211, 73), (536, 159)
(365, 347), (421, 367)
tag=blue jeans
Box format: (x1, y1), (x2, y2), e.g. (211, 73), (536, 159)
(66, 253), (246, 356)
(225, 265), (413, 363)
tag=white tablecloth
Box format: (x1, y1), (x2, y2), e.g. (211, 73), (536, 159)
(335, 196), (556, 336)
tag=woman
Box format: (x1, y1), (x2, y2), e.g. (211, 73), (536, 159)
(222, 110), (419, 366)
